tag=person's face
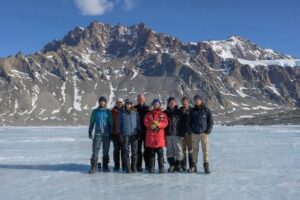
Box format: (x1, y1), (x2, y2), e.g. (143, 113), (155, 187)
(194, 98), (202, 106)
(182, 99), (189, 108)
(125, 102), (132, 109)
(137, 95), (146, 105)
(153, 102), (160, 109)
(168, 100), (176, 108)
(116, 101), (123, 108)
(99, 101), (106, 107)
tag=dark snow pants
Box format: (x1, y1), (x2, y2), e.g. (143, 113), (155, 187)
(91, 134), (111, 162)
(121, 135), (138, 170)
(112, 135), (123, 168)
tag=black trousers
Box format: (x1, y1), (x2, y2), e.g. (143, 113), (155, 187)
(137, 134), (150, 169)
(112, 135), (123, 168)
(149, 148), (164, 169)
(121, 135), (138, 170)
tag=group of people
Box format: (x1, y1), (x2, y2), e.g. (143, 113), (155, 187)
(88, 94), (214, 174)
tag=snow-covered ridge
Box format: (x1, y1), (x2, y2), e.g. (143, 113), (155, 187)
(238, 59), (300, 68)
(204, 36), (298, 67)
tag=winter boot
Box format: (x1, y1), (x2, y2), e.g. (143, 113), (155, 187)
(182, 155), (187, 171)
(188, 154), (193, 170)
(137, 153), (143, 172)
(89, 159), (98, 174)
(113, 166), (120, 171)
(188, 165), (197, 173)
(188, 157), (197, 173)
(131, 156), (137, 173)
(148, 157), (155, 174)
(204, 162), (211, 174)
(167, 157), (175, 173)
(158, 154), (164, 173)
(175, 160), (183, 172)
(102, 156), (110, 172)
(113, 154), (120, 171)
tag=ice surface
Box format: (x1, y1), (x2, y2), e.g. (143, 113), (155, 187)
(0, 126), (299, 200)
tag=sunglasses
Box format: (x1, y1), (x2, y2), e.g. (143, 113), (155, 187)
(125, 102), (132, 105)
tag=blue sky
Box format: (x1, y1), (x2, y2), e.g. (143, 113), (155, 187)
(0, 0), (299, 58)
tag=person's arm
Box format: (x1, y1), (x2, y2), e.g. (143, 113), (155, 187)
(144, 112), (151, 128)
(136, 112), (141, 132)
(107, 110), (113, 135)
(88, 110), (95, 138)
(157, 112), (168, 129)
(187, 110), (193, 134)
(206, 108), (214, 134)
(118, 111), (122, 135)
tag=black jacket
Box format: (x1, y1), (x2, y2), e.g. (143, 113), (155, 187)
(188, 105), (214, 134)
(134, 103), (149, 135)
(178, 106), (191, 136)
(164, 106), (184, 137)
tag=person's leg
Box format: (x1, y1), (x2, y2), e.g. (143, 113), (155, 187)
(122, 136), (131, 173)
(200, 133), (210, 174)
(174, 136), (184, 172)
(90, 135), (102, 174)
(166, 136), (175, 172)
(190, 133), (201, 173)
(182, 135), (187, 171)
(131, 135), (138, 172)
(148, 148), (156, 173)
(143, 143), (150, 171)
(112, 135), (120, 171)
(137, 136), (143, 171)
(102, 134), (111, 172)
(157, 148), (164, 173)
(186, 134), (194, 169)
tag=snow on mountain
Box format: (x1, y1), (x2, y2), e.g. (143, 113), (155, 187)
(204, 36), (297, 68)
(0, 21), (299, 125)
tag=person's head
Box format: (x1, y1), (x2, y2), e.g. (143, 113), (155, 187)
(137, 94), (146, 105)
(98, 96), (107, 108)
(125, 99), (133, 110)
(115, 97), (124, 109)
(152, 99), (161, 110)
(194, 95), (203, 107)
(167, 97), (176, 109)
(181, 96), (190, 108)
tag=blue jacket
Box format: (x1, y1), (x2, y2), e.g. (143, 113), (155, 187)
(89, 107), (113, 135)
(118, 108), (140, 136)
(187, 105), (214, 134)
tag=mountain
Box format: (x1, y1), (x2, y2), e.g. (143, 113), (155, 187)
(0, 21), (299, 125)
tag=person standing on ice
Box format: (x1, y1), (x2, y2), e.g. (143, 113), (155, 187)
(187, 95), (214, 174)
(88, 96), (113, 174)
(118, 99), (140, 173)
(144, 99), (168, 173)
(179, 96), (193, 171)
(134, 94), (150, 172)
(111, 97), (125, 171)
(164, 97), (185, 172)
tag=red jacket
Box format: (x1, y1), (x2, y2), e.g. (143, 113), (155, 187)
(112, 107), (121, 135)
(144, 109), (168, 148)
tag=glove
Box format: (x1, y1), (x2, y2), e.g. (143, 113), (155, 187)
(88, 131), (93, 140)
(153, 120), (160, 127)
(151, 123), (157, 130)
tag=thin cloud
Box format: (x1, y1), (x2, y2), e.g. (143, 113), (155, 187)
(74, 0), (115, 15)
(74, 0), (137, 15)
(123, 0), (136, 11)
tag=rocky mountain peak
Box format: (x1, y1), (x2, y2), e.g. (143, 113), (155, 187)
(0, 21), (299, 126)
